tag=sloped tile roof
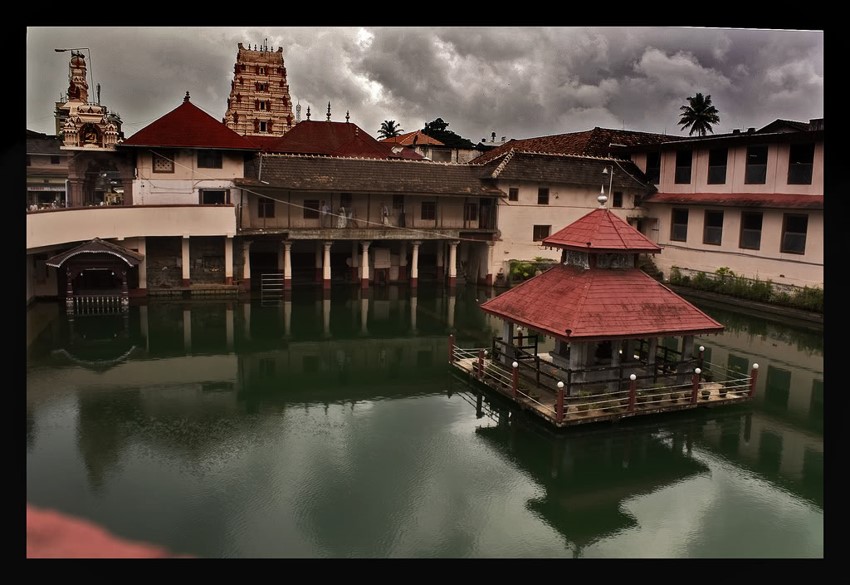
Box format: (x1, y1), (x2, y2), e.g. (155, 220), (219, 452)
(543, 208), (661, 253)
(475, 151), (654, 192)
(469, 127), (681, 165)
(237, 155), (503, 196)
(120, 93), (258, 151)
(45, 237), (144, 268)
(381, 130), (444, 146)
(480, 264), (724, 342)
(26, 132), (65, 155)
(257, 120), (411, 159)
(645, 192), (823, 210)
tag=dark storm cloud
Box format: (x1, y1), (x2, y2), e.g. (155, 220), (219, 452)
(27, 26), (823, 143)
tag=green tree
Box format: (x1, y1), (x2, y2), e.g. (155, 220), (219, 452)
(377, 120), (403, 139)
(421, 117), (476, 149)
(678, 93), (720, 136)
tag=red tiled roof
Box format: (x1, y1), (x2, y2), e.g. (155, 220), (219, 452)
(479, 264), (724, 342)
(258, 120), (411, 159)
(645, 192), (823, 210)
(543, 208), (661, 253)
(470, 127), (680, 165)
(120, 93), (258, 151)
(381, 130), (444, 146)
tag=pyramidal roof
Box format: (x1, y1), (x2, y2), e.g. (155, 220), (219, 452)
(542, 206), (661, 253)
(121, 93), (258, 151)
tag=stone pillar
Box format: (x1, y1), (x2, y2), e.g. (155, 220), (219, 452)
(399, 241), (408, 282)
(570, 341), (586, 383)
(410, 241), (420, 289)
(436, 241), (445, 281)
(283, 241), (292, 290)
(485, 242), (494, 286)
(225, 235), (234, 285)
(681, 335), (695, 362)
(315, 242), (323, 283)
(351, 241), (359, 283)
(360, 241), (371, 289)
(448, 240), (458, 288)
(181, 236), (191, 287)
(242, 240), (252, 290)
(648, 337), (658, 372)
(136, 237), (147, 293)
(322, 241), (332, 290)
(501, 321), (514, 365)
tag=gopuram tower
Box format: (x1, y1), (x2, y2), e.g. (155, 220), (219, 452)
(224, 40), (296, 137)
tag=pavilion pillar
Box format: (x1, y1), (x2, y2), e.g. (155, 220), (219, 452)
(678, 335), (695, 384)
(322, 241), (332, 290)
(283, 241), (292, 290)
(501, 321), (514, 365)
(315, 242), (323, 283)
(136, 237), (147, 293)
(485, 242), (494, 286)
(570, 342), (587, 384)
(410, 241), (420, 289)
(447, 240), (458, 288)
(242, 240), (252, 290)
(647, 337), (658, 369)
(181, 236), (191, 287)
(399, 241), (408, 282)
(224, 235), (234, 285)
(360, 241), (371, 289)
(350, 241), (359, 283)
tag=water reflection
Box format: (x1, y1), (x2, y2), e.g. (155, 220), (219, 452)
(26, 284), (822, 557)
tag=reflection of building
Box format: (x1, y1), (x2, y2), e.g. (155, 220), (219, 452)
(473, 418), (708, 555)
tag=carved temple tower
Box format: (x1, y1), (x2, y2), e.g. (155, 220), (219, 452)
(224, 41), (296, 137)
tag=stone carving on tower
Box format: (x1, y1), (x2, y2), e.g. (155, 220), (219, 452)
(54, 51), (123, 150)
(224, 40), (296, 137)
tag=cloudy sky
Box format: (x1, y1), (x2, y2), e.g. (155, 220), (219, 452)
(26, 26), (823, 143)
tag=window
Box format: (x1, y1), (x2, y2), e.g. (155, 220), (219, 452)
(675, 150), (692, 184)
(421, 201), (436, 220)
(537, 187), (549, 205)
(781, 214), (808, 254)
(670, 208), (689, 241)
(50, 155), (61, 165)
(788, 143), (814, 185)
(645, 152), (660, 184)
(745, 145), (768, 184)
(259, 121), (267, 133)
(464, 203), (478, 221)
(258, 66), (266, 75)
(703, 210), (724, 245)
(533, 225), (551, 241)
(200, 190), (228, 205)
(707, 147), (727, 184)
(152, 151), (174, 173)
(257, 101), (267, 111)
(197, 150), (222, 169)
(303, 200), (320, 219)
(508, 187), (518, 201)
(612, 191), (623, 208)
(258, 197), (275, 218)
(739, 212), (763, 250)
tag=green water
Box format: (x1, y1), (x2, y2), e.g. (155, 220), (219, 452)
(25, 284), (823, 558)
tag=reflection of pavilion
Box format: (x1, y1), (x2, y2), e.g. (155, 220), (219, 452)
(471, 395), (709, 556)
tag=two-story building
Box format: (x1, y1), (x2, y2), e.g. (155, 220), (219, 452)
(620, 119), (824, 290)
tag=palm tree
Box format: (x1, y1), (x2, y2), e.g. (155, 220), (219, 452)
(377, 120), (403, 139)
(678, 93), (720, 136)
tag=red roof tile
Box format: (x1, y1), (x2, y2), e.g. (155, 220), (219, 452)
(543, 208), (661, 253)
(120, 93), (258, 151)
(258, 120), (409, 159)
(381, 130), (444, 146)
(480, 264), (724, 342)
(646, 192), (823, 209)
